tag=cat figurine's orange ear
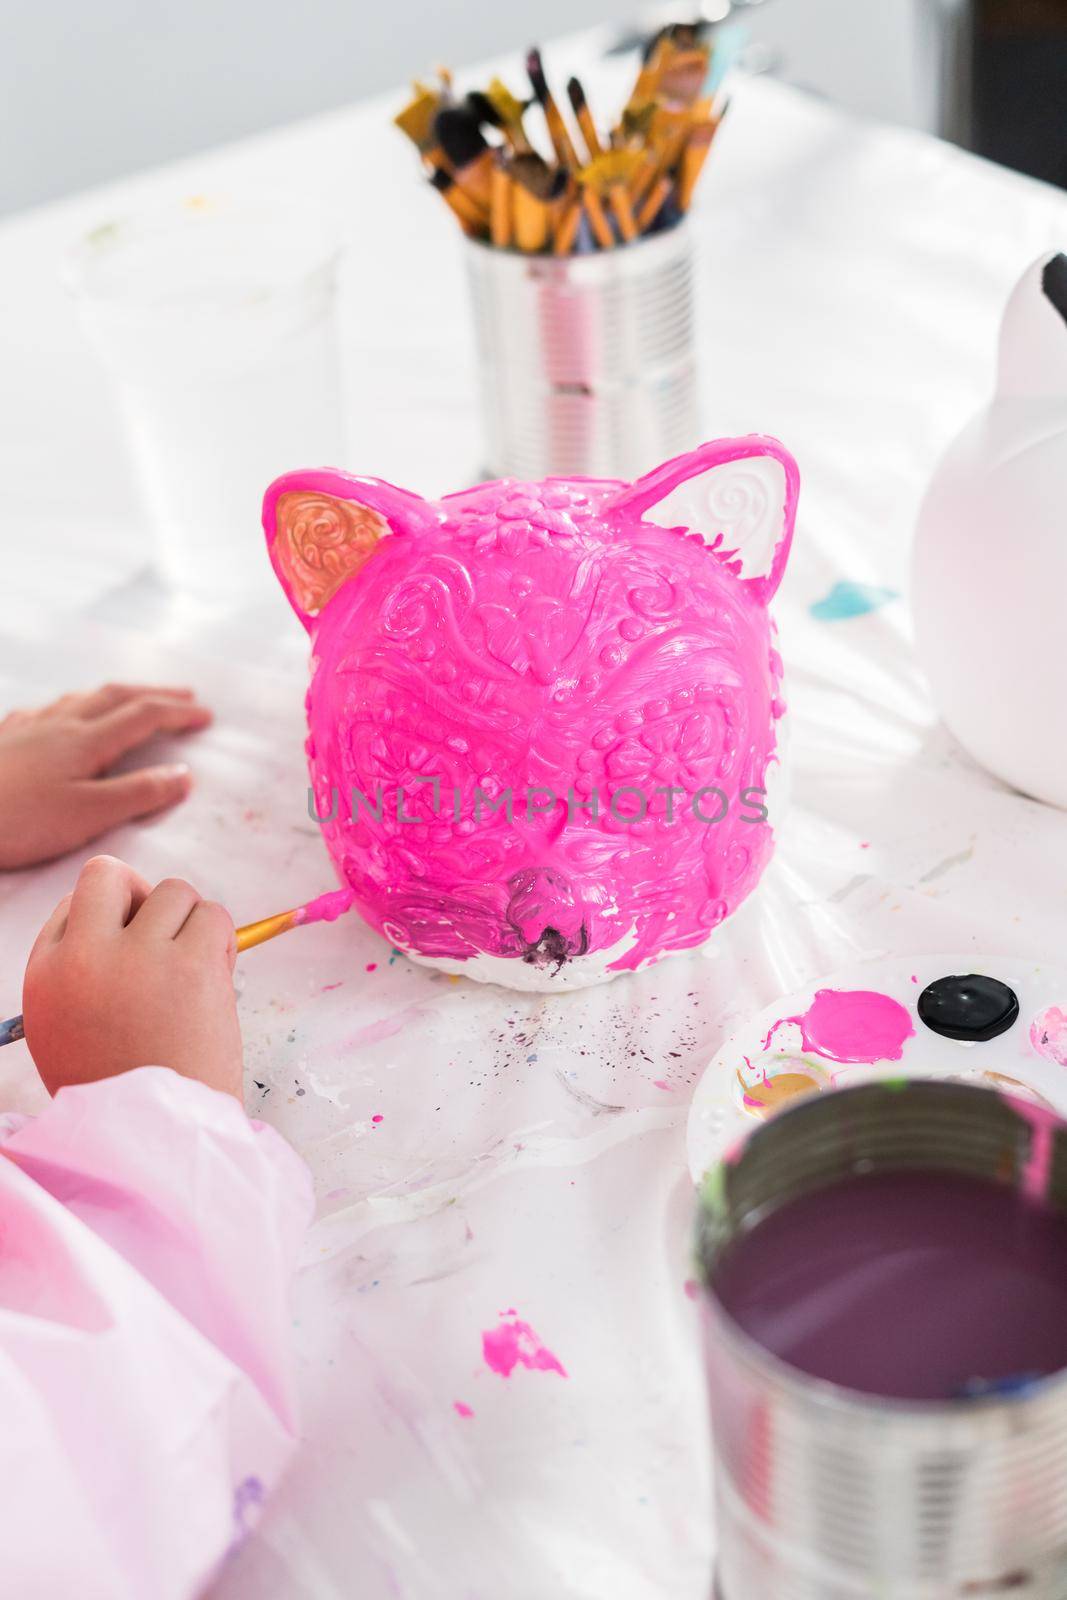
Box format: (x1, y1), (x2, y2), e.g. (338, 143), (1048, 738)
(263, 469), (437, 631)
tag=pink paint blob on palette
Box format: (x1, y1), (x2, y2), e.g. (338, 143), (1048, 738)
(1032, 1005), (1067, 1066)
(263, 436), (799, 991)
(761, 987), (914, 1064)
(687, 956), (1067, 1184)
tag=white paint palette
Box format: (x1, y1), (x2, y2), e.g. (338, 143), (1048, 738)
(687, 955), (1067, 1185)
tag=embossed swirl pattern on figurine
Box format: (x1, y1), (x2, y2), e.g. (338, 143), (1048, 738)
(265, 436), (799, 988)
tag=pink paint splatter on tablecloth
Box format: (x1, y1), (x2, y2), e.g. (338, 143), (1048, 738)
(762, 988), (914, 1064)
(453, 1401), (474, 1419)
(345, 1004), (430, 1048)
(482, 1316), (567, 1379)
(371, 1114), (383, 1124)
(1031, 1006), (1067, 1067)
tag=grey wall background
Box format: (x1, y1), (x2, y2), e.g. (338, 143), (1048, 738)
(2, 0), (955, 216)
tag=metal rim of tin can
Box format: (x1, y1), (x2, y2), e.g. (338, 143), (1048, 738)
(695, 1080), (1067, 1600)
(464, 219), (701, 483)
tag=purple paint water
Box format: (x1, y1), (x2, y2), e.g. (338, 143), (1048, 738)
(714, 1169), (1067, 1400)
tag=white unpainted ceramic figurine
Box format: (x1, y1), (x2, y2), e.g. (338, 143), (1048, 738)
(913, 251), (1067, 809)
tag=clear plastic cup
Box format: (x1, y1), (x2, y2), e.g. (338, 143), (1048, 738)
(69, 198), (344, 599)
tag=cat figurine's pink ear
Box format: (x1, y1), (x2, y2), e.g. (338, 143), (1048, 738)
(263, 469), (437, 631)
(607, 435), (799, 600)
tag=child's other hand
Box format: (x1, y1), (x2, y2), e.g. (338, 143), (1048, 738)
(0, 685), (212, 869)
(23, 856), (242, 1099)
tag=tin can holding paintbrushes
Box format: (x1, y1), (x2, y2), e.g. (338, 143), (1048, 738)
(696, 1079), (1067, 1599)
(465, 218), (698, 480)
(395, 29), (726, 479)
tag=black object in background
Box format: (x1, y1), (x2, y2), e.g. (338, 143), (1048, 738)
(972, 0), (1067, 189)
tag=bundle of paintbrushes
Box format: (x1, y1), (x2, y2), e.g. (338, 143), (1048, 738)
(394, 24), (728, 256)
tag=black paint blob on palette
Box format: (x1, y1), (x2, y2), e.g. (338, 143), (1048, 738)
(918, 974), (1020, 1042)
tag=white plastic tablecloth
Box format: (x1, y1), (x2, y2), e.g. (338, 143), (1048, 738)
(3, 33), (1067, 1599)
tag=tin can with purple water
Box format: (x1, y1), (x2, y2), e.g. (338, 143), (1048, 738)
(695, 1080), (1067, 1599)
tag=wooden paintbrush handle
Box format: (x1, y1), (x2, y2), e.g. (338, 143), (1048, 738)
(235, 908), (301, 952)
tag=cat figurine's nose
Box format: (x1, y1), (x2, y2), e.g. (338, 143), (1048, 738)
(505, 869), (588, 969)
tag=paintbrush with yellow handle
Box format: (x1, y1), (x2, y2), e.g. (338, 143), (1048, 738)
(526, 47), (580, 170)
(235, 890), (351, 950)
(0, 887), (354, 1048)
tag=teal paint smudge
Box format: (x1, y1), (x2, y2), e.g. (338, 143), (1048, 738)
(810, 581), (899, 621)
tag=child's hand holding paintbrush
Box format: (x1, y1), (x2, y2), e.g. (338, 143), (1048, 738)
(13, 855), (354, 1083)
(0, 864), (316, 1598)
(0, 680), (355, 1058)
(3, 870), (355, 1056)
(22, 854), (243, 1096)
(394, 21), (729, 257)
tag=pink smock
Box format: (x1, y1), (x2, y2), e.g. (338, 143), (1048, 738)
(0, 1066), (313, 1598)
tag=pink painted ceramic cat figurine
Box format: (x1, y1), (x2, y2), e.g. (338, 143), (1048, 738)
(265, 436), (799, 990)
